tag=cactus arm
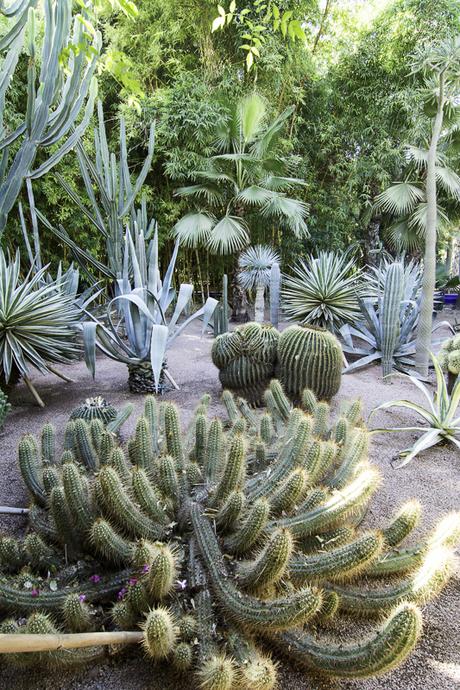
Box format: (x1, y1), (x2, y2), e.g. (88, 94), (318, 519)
(289, 532), (383, 583)
(271, 603), (422, 678)
(191, 503), (321, 630)
(0, 569), (136, 613)
(327, 545), (455, 614)
(271, 467), (379, 537)
(235, 528), (293, 591)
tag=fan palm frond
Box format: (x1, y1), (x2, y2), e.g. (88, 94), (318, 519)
(385, 218), (423, 253)
(207, 215), (250, 254)
(374, 182), (425, 215)
(174, 183), (223, 205)
(408, 202), (449, 233)
(251, 105), (295, 158)
(236, 185), (275, 206)
(237, 244), (280, 290)
(435, 166), (460, 200)
(172, 212), (216, 247)
(261, 194), (309, 238)
(238, 93), (266, 142)
(262, 175), (307, 192)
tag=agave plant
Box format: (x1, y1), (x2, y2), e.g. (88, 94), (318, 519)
(371, 353), (460, 466)
(0, 251), (80, 407)
(341, 260), (450, 378)
(282, 251), (361, 332)
(238, 245), (280, 322)
(173, 93), (308, 254)
(82, 228), (217, 393)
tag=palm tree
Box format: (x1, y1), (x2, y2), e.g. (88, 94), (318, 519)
(172, 93), (308, 321)
(374, 37), (460, 375)
(238, 245), (280, 322)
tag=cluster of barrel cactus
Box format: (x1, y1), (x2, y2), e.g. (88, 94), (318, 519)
(1, 381), (459, 687)
(437, 334), (460, 392)
(212, 322), (280, 403)
(212, 322), (342, 404)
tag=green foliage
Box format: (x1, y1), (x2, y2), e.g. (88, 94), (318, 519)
(372, 352), (460, 465)
(282, 251), (361, 332)
(277, 325), (343, 402)
(2, 382), (458, 682)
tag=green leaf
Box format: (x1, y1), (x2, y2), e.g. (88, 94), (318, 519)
(246, 50), (254, 70)
(229, 0), (236, 11)
(217, 5), (226, 16)
(211, 15), (225, 32)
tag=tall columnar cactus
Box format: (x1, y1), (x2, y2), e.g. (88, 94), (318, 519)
(213, 275), (230, 336)
(380, 263), (404, 378)
(0, 384), (458, 686)
(0, 390), (11, 430)
(277, 325), (343, 401)
(0, 0), (101, 235)
(437, 334), (460, 393)
(270, 261), (281, 329)
(212, 322), (279, 404)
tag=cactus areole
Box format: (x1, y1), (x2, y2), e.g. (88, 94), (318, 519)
(0, 382), (458, 686)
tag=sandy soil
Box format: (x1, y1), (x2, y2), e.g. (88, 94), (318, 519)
(0, 320), (459, 690)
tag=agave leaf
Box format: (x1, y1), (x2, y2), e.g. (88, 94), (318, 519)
(150, 324), (168, 393)
(394, 429), (443, 468)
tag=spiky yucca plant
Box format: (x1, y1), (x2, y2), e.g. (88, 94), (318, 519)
(1, 383), (458, 687)
(282, 252), (361, 332)
(0, 251), (80, 406)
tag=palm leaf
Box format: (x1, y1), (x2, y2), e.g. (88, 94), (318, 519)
(236, 185), (275, 206)
(435, 166), (460, 200)
(374, 182), (425, 215)
(238, 93), (266, 142)
(172, 213), (216, 248)
(174, 183), (223, 205)
(207, 215), (249, 254)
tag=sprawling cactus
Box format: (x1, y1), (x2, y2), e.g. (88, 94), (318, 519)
(437, 334), (460, 393)
(212, 322), (279, 403)
(1, 385), (458, 687)
(277, 325), (342, 401)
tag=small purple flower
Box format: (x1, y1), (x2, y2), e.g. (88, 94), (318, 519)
(128, 578), (138, 587)
(31, 588), (39, 598)
(79, 594), (86, 603)
(117, 587), (127, 601)
(142, 564), (150, 574)
(90, 574), (101, 584)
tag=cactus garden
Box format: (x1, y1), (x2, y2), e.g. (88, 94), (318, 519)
(1, 1), (460, 689)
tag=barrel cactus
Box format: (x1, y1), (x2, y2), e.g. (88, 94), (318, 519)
(70, 397), (118, 425)
(211, 322), (279, 403)
(437, 334), (460, 393)
(1, 383), (458, 685)
(277, 325), (342, 401)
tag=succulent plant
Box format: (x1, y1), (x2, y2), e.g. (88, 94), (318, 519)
(282, 251), (361, 332)
(238, 245), (280, 323)
(70, 398), (118, 425)
(211, 322), (279, 403)
(1, 383), (458, 685)
(437, 334), (460, 393)
(277, 325), (343, 402)
(0, 390), (11, 430)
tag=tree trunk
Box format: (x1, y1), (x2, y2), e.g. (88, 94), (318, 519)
(254, 284), (265, 322)
(364, 216), (381, 267)
(230, 255), (249, 323)
(415, 73), (445, 377)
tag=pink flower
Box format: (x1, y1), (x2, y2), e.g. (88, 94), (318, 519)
(128, 578), (138, 587)
(142, 564), (150, 574)
(31, 588), (39, 598)
(117, 587), (127, 601)
(79, 594), (86, 603)
(90, 574), (101, 584)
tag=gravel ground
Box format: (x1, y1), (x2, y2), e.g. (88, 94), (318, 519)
(0, 320), (459, 690)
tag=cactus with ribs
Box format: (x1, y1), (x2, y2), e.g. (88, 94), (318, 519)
(1, 382), (459, 686)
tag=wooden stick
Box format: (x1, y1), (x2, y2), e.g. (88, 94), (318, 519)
(22, 376), (45, 408)
(0, 631), (143, 654)
(164, 369), (180, 390)
(47, 365), (74, 384)
(0, 506), (30, 515)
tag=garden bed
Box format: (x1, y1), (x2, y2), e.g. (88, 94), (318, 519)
(0, 321), (458, 690)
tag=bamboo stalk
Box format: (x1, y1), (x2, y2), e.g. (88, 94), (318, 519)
(0, 631), (143, 654)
